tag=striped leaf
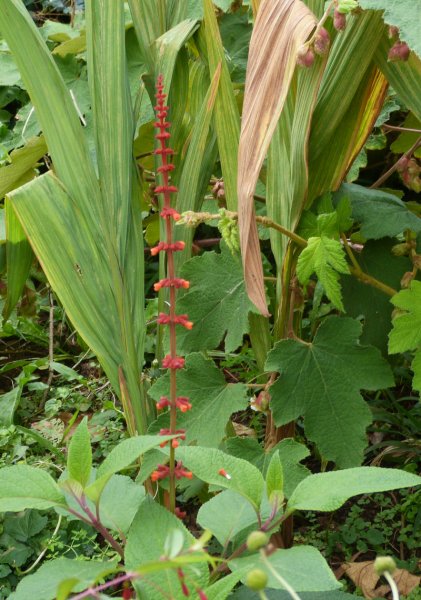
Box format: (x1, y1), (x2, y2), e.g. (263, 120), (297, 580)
(237, 0), (317, 315)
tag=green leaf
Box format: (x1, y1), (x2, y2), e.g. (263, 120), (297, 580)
(266, 452), (284, 505)
(359, 0), (421, 58)
(97, 475), (145, 534)
(203, 0), (240, 211)
(125, 498), (208, 598)
(296, 236), (349, 311)
(86, 435), (174, 502)
(176, 244), (257, 353)
(174, 446), (265, 509)
(389, 280), (421, 392)
(197, 490), (272, 547)
(202, 571), (246, 600)
(4, 198), (34, 321)
(231, 588), (359, 600)
(341, 239), (410, 353)
(0, 465), (65, 511)
(0, 385), (23, 427)
(335, 183), (421, 239)
(4, 511), (47, 542)
(10, 558), (118, 600)
(287, 467), (421, 513)
(390, 113), (421, 158)
(67, 417), (92, 489)
(230, 546), (341, 592)
(265, 316), (394, 467)
(0, 136), (47, 199)
(225, 437), (310, 498)
(148, 353), (248, 447)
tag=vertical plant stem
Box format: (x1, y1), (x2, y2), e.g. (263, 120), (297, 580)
(383, 571), (400, 600)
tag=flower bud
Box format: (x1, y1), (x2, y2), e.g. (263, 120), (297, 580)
(391, 242), (410, 257)
(388, 26), (399, 39)
(246, 569), (268, 591)
(374, 556), (397, 576)
(400, 271), (414, 289)
(297, 46), (315, 68)
(314, 27), (330, 55)
(337, 0), (359, 14)
(333, 9), (347, 31)
(246, 531), (269, 551)
(388, 41), (410, 62)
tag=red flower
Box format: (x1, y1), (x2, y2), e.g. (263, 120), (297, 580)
(154, 278), (190, 291)
(162, 355), (185, 370)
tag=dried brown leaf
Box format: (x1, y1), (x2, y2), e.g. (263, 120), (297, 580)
(343, 560), (420, 599)
(237, 0), (317, 315)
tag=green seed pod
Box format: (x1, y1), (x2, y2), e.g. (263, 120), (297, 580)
(246, 531), (269, 551)
(374, 556), (397, 576)
(246, 569), (268, 591)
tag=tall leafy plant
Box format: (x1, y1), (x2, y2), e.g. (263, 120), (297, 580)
(0, 0), (146, 433)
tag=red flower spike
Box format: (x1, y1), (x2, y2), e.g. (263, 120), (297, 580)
(218, 468), (232, 480)
(160, 207), (180, 220)
(151, 464), (170, 482)
(157, 313), (193, 330)
(155, 147), (175, 156)
(154, 278), (190, 291)
(162, 355), (185, 369)
(155, 185), (178, 194)
(175, 461), (193, 480)
(159, 428), (186, 447)
(176, 396), (192, 412)
(157, 163), (175, 173)
(156, 396), (170, 410)
(151, 241), (185, 256)
(175, 506), (187, 520)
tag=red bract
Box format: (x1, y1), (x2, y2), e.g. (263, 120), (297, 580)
(162, 355), (185, 370)
(154, 278), (190, 291)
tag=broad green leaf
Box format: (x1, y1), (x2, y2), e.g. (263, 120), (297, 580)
(0, 385), (22, 427)
(266, 451), (284, 505)
(225, 437), (310, 498)
(125, 498), (208, 599)
(67, 417), (92, 489)
(335, 183), (421, 239)
(197, 490), (272, 547)
(389, 280), (421, 392)
(296, 236), (349, 311)
(341, 239), (410, 353)
(265, 316), (394, 467)
(9, 558), (118, 600)
(86, 434), (174, 501)
(287, 467), (421, 513)
(202, 571), (246, 600)
(203, 0), (240, 212)
(0, 136), (47, 199)
(0, 52), (22, 86)
(0, 465), (65, 511)
(230, 546), (341, 592)
(173, 446), (264, 509)
(97, 475), (145, 534)
(175, 245), (257, 353)
(148, 353), (248, 447)
(359, 0), (421, 58)
(3, 197), (34, 320)
(4, 510), (47, 542)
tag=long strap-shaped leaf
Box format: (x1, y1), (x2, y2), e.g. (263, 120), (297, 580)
(203, 0), (240, 212)
(237, 0), (317, 316)
(0, 0), (102, 230)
